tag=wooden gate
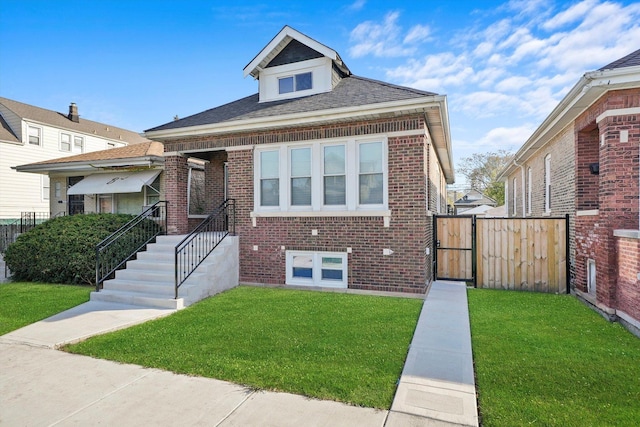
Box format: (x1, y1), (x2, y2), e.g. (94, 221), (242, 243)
(435, 216), (474, 282)
(434, 215), (569, 293)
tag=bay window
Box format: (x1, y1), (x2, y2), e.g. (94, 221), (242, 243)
(323, 145), (346, 205)
(254, 137), (388, 214)
(358, 142), (383, 205)
(290, 147), (311, 206)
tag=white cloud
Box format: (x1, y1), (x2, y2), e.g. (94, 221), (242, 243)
(542, 0), (596, 30)
(386, 53), (474, 92)
(494, 76), (531, 92)
(477, 125), (537, 150)
(347, 0), (366, 12)
(404, 25), (431, 44)
(349, 12), (435, 58)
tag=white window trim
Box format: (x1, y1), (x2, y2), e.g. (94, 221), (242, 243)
(254, 137), (389, 216)
(544, 154), (551, 213)
(73, 135), (84, 153)
(42, 175), (50, 201)
(60, 132), (72, 151)
(285, 250), (348, 288)
(27, 125), (42, 146)
(512, 177), (517, 216)
(527, 167), (532, 216)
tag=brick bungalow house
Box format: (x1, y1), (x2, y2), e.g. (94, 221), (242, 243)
(500, 48), (640, 334)
(145, 26), (454, 294)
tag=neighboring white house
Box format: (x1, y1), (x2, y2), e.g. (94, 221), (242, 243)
(0, 97), (150, 222)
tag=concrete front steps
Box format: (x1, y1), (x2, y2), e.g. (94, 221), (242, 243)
(90, 234), (239, 310)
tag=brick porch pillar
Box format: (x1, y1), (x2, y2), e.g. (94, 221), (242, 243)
(164, 154), (189, 235)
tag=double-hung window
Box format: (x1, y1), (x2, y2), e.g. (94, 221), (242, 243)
(28, 126), (41, 145)
(60, 133), (72, 151)
(323, 145), (346, 206)
(73, 136), (84, 153)
(544, 154), (551, 213)
(359, 142), (383, 205)
(260, 150), (280, 207)
(254, 138), (387, 214)
(290, 147), (311, 206)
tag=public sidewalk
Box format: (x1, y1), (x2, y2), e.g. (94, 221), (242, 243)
(0, 281), (478, 426)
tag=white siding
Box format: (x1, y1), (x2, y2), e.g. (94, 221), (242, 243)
(0, 119), (128, 220)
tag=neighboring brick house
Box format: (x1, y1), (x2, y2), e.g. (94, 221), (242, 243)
(145, 26), (454, 294)
(500, 49), (640, 334)
(0, 97), (149, 221)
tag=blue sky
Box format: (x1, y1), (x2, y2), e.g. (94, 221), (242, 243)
(1, 0), (639, 186)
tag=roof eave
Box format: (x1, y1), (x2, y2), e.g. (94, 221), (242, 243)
(15, 156), (164, 174)
(498, 65), (640, 180)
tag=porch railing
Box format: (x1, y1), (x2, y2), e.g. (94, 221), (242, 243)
(95, 201), (168, 290)
(175, 199), (235, 299)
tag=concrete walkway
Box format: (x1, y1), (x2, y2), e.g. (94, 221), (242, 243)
(0, 281), (478, 426)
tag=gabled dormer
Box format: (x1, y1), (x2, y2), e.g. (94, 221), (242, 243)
(243, 26), (350, 103)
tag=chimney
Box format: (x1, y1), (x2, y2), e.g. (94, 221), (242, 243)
(68, 103), (79, 123)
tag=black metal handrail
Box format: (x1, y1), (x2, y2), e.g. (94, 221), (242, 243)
(96, 201), (168, 290)
(175, 199), (235, 299)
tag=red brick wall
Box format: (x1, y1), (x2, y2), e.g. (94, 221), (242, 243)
(616, 236), (640, 322)
(164, 155), (189, 234)
(574, 214), (599, 294)
(574, 88), (640, 319)
(166, 115), (433, 293)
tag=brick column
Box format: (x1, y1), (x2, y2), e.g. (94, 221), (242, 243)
(164, 154), (189, 235)
(596, 114), (640, 308)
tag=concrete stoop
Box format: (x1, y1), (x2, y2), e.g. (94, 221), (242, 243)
(90, 234), (239, 310)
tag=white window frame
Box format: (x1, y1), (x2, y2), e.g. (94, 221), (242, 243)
(512, 177), (517, 216)
(278, 71), (313, 95)
(42, 175), (50, 201)
(60, 132), (72, 151)
(253, 137), (388, 215)
(285, 251), (348, 288)
(527, 167), (532, 216)
(289, 146), (313, 208)
(73, 135), (84, 153)
(28, 125), (41, 146)
(544, 154), (551, 213)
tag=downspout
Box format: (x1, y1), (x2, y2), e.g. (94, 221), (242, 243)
(512, 158), (526, 217)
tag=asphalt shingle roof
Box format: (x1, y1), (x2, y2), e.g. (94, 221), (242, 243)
(0, 114), (19, 143)
(21, 141), (164, 167)
(599, 48), (640, 70)
(0, 97), (150, 145)
(146, 75), (437, 132)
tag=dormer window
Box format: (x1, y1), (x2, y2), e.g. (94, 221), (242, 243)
(278, 72), (312, 94)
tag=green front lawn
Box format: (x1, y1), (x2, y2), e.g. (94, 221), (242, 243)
(468, 289), (640, 427)
(0, 282), (91, 335)
(65, 286), (422, 408)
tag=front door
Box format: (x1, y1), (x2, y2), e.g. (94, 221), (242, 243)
(67, 176), (84, 215)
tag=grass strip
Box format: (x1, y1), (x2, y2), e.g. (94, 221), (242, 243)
(66, 286), (422, 408)
(0, 282), (91, 335)
(468, 288), (640, 427)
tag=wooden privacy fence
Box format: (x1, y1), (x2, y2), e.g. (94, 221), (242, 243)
(434, 215), (569, 293)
